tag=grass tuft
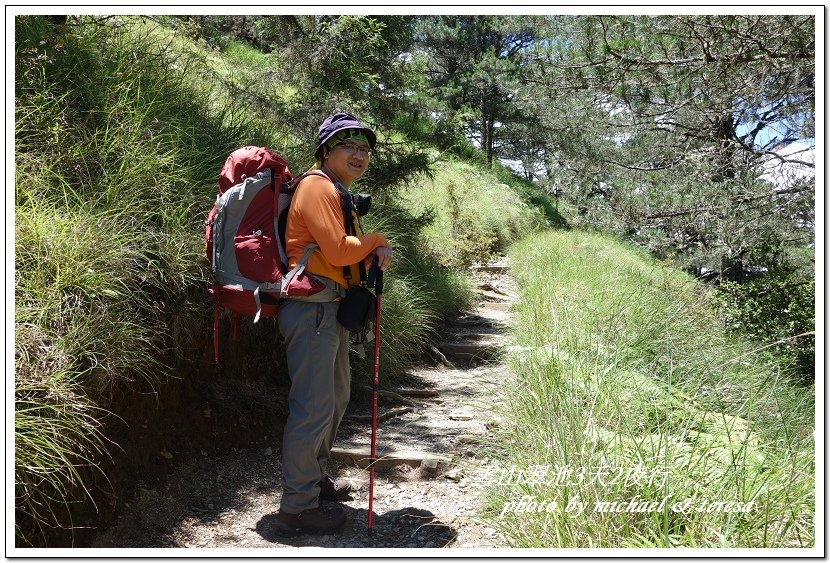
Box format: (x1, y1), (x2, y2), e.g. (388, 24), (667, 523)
(402, 159), (549, 268)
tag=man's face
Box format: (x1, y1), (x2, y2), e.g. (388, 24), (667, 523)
(325, 139), (371, 186)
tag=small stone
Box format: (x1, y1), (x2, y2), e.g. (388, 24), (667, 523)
(442, 469), (462, 481)
(264, 447), (273, 456)
(159, 449), (173, 460)
(421, 459), (439, 470)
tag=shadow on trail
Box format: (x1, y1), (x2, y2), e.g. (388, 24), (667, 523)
(91, 444), (459, 549)
(255, 505), (456, 548)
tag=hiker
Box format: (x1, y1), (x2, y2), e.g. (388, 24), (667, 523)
(275, 112), (392, 536)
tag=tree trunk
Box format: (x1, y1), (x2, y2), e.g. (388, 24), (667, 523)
(487, 119), (495, 167)
(480, 115), (495, 167)
(712, 114), (738, 182)
(720, 255), (745, 283)
(480, 115), (490, 166)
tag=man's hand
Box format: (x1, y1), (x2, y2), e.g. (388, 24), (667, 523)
(374, 246), (393, 270)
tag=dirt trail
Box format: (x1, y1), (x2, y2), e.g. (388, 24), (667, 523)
(91, 260), (517, 550)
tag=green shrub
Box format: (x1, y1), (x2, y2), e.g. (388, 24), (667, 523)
(715, 275), (815, 384)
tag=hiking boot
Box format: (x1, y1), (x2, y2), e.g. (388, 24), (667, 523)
(273, 505), (346, 537)
(319, 474), (352, 501)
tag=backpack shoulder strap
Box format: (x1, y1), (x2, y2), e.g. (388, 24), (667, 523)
(288, 169), (331, 190)
(288, 169), (366, 286)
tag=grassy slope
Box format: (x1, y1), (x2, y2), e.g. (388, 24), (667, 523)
(15, 16), (224, 542)
(13, 16), (550, 543)
(484, 230), (814, 548)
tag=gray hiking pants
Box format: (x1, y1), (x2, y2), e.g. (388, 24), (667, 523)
(277, 299), (351, 513)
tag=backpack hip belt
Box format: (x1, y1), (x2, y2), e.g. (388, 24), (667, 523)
(281, 243), (347, 303)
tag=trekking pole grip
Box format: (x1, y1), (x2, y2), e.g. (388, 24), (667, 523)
(369, 256), (384, 296)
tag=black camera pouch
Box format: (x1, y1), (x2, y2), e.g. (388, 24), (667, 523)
(337, 285), (376, 333)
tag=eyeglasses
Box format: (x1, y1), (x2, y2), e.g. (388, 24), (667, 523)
(337, 141), (372, 156)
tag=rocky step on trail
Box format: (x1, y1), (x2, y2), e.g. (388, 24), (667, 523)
(91, 260), (517, 550)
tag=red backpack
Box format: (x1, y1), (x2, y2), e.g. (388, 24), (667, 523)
(205, 146), (332, 364)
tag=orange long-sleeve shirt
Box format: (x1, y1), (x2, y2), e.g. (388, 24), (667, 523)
(285, 173), (387, 289)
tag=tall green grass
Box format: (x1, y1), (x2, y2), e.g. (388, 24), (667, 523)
(484, 231), (814, 548)
(13, 15), (288, 539)
(16, 17), (177, 539)
(14, 15), (499, 542)
(14, 369), (110, 545)
(351, 190), (479, 383)
(402, 158), (549, 268)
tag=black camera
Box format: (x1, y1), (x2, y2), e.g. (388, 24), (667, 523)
(351, 193), (372, 216)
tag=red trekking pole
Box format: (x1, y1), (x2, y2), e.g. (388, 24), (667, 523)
(367, 258), (383, 537)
